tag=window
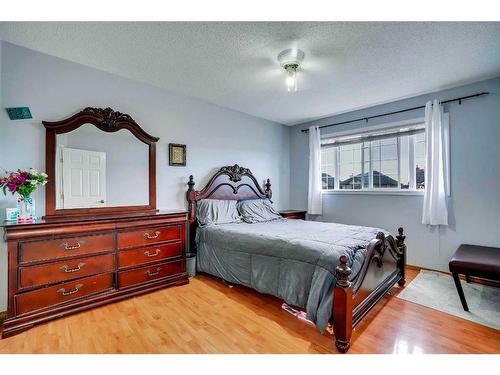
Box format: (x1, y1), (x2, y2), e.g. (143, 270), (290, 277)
(320, 122), (426, 192)
(338, 143), (362, 189)
(414, 132), (426, 190)
(321, 148), (335, 190)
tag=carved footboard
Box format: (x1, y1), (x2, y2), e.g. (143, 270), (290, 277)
(333, 228), (406, 352)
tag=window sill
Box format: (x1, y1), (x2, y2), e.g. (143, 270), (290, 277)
(321, 189), (424, 196)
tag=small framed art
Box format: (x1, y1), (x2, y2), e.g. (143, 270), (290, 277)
(169, 143), (186, 166)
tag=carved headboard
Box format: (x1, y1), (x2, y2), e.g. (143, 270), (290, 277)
(186, 164), (272, 253)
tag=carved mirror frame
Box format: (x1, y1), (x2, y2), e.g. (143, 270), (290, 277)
(43, 107), (159, 219)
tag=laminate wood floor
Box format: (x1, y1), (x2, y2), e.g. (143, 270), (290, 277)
(1, 268), (499, 354)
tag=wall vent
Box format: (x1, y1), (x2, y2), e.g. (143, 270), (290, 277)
(6, 107), (32, 120)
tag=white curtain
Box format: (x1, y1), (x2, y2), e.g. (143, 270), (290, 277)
(308, 126), (322, 215)
(422, 100), (449, 225)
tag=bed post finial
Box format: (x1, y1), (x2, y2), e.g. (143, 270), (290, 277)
(396, 227), (406, 248)
(265, 178), (272, 199)
(333, 254), (353, 353)
(188, 175), (195, 190)
(335, 255), (352, 288)
(396, 227), (407, 287)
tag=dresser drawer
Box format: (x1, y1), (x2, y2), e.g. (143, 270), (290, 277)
(118, 242), (182, 269)
(117, 225), (182, 249)
(19, 253), (115, 289)
(20, 233), (114, 264)
(118, 260), (183, 288)
(15, 273), (114, 315)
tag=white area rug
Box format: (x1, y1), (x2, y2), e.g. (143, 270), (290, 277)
(397, 270), (500, 330)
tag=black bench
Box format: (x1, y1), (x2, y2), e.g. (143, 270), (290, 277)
(449, 244), (500, 311)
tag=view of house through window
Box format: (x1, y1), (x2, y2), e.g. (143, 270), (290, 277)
(321, 129), (426, 191)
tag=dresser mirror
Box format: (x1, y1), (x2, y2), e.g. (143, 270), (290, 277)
(44, 107), (159, 218)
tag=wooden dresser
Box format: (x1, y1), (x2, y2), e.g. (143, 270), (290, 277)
(1, 211), (188, 338)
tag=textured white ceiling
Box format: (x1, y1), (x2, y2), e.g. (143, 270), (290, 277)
(1, 22), (499, 125)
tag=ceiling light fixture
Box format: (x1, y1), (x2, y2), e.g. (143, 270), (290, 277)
(277, 48), (305, 92)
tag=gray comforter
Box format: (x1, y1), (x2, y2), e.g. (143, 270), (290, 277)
(196, 219), (389, 332)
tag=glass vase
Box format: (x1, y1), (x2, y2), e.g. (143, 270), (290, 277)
(17, 195), (35, 223)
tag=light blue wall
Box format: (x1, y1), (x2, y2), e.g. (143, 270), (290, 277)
(0, 42), (291, 214)
(0, 42), (291, 310)
(290, 77), (500, 271)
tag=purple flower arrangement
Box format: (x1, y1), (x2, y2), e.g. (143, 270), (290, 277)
(0, 168), (48, 199)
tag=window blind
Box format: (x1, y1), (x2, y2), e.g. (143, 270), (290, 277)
(321, 123), (425, 149)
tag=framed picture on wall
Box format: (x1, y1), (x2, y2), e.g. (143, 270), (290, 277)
(169, 143), (186, 166)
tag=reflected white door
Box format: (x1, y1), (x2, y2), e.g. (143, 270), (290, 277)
(62, 147), (106, 209)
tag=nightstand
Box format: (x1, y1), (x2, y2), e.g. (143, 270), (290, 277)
(279, 210), (307, 220)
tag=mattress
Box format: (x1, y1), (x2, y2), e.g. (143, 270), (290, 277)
(196, 218), (389, 332)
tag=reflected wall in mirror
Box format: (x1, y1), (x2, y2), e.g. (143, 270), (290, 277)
(43, 107), (159, 219)
(55, 125), (149, 209)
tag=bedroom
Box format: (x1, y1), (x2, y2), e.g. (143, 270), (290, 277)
(0, 1), (499, 372)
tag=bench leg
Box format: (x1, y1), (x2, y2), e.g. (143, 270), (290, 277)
(465, 274), (471, 283)
(452, 272), (469, 311)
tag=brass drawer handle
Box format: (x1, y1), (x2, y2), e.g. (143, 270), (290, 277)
(57, 284), (83, 296)
(144, 249), (161, 258)
(145, 267), (161, 277)
(62, 241), (83, 250)
(60, 263), (85, 273)
(143, 231), (160, 240)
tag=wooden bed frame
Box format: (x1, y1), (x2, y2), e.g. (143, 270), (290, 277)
(186, 164), (406, 353)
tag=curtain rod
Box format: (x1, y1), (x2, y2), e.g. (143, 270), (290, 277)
(301, 91), (490, 133)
